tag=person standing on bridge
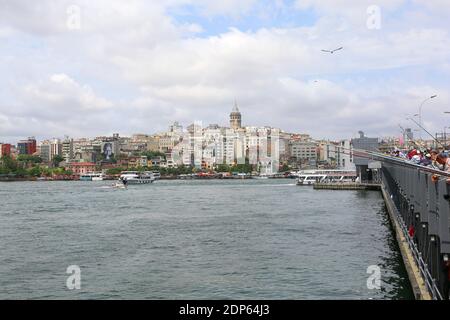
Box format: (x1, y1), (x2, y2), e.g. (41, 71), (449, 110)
(435, 153), (450, 172)
(419, 153), (432, 166)
(430, 150), (442, 170)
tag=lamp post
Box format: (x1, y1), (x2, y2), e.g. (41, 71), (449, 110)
(445, 127), (449, 148)
(444, 112), (450, 148)
(418, 95), (437, 139)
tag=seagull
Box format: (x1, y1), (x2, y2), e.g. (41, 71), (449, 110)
(321, 47), (343, 54)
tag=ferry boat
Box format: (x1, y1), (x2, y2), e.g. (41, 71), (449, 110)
(296, 170), (357, 186)
(152, 171), (161, 180)
(80, 172), (104, 181)
(119, 171), (155, 184)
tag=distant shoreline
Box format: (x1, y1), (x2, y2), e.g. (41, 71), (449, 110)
(0, 176), (294, 182)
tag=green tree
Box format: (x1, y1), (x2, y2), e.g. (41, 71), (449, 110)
(216, 164), (231, 173)
(41, 167), (52, 177)
(27, 166), (42, 177)
(106, 167), (126, 175)
(142, 151), (166, 160)
(52, 155), (64, 167)
(1, 155), (18, 173)
(14, 167), (27, 177)
(17, 155), (42, 164)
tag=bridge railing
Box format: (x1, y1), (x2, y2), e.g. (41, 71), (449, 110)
(360, 150), (450, 299)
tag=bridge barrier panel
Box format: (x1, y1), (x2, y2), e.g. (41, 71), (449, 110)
(437, 181), (450, 253)
(428, 177), (439, 237)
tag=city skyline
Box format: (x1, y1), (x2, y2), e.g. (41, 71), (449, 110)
(1, 1), (449, 142)
(1, 104), (405, 145)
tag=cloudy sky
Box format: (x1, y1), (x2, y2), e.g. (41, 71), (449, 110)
(0, 0), (449, 143)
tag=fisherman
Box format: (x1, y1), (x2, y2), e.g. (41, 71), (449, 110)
(411, 151), (422, 164)
(419, 153), (432, 166)
(435, 153), (450, 172)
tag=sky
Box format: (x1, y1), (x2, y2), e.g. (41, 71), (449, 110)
(0, 0), (449, 143)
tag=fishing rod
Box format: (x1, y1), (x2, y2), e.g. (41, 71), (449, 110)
(406, 116), (446, 148)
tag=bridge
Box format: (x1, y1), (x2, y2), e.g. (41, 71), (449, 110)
(361, 151), (450, 300)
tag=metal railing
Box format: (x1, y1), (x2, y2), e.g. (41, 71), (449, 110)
(365, 149), (450, 300)
(390, 197), (443, 299)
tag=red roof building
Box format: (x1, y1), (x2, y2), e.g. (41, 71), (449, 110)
(66, 162), (96, 175)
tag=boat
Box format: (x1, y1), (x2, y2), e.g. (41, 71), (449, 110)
(80, 172), (104, 181)
(152, 171), (161, 180)
(119, 171), (155, 184)
(296, 170), (357, 186)
(253, 174), (270, 179)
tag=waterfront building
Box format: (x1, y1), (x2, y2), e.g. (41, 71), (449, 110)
(289, 141), (318, 164)
(318, 140), (355, 170)
(201, 126), (223, 168)
(128, 134), (150, 153)
(66, 162), (96, 175)
(150, 156), (165, 167)
(62, 137), (74, 163)
(0, 143), (11, 157)
(221, 127), (237, 166)
(146, 135), (160, 152)
(290, 133), (312, 142)
(40, 142), (51, 162)
(169, 121), (183, 134)
(72, 138), (100, 163)
(351, 131), (379, 181)
(73, 138), (92, 155)
(93, 134), (120, 159)
(128, 156), (148, 168)
(336, 140), (355, 171)
(17, 137), (37, 155)
(39, 139), (62, 163)
(278, 132), (291, 164)
(158, 134), (180, 153)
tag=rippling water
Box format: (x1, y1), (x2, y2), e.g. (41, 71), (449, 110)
(0, 179), (413, 299)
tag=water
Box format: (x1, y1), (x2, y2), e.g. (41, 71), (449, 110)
(0, 179), (413, 299)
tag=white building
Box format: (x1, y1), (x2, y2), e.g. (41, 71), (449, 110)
(62, 137), (74, 162)
(40, 138), (62, 163)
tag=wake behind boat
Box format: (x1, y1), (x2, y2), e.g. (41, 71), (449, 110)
(112, 182), (127, 189)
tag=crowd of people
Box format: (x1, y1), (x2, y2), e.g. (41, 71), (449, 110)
(390, 145), (450, 172)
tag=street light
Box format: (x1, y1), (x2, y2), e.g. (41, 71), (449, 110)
(444, 113), (450, 146)
(418, 94), (437, 139)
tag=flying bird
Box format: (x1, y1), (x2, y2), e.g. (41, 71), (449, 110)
(321, 47), (343, 54)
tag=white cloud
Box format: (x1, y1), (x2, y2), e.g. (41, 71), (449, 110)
(23, 73), (113, 113)
(0, 0), (449, 142)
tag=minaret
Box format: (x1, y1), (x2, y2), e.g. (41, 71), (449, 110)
(230, 101), (242, 130)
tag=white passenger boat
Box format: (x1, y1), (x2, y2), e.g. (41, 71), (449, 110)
(296, 170), (357, 186)
(152, 171), (161, 180)
(80, 172), (104, 181)
(119, 171), (155, 185)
